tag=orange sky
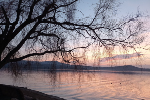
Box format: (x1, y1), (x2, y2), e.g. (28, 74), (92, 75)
(82, 33), (150, 68)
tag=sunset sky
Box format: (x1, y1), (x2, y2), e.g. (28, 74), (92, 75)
(75, 0), (150, 68)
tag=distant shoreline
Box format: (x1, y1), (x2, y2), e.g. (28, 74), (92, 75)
(20, 86), (66, 100)
(4, 60), (150, 72)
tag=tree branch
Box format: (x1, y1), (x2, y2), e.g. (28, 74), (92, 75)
(1, 6), (10, 36)
(14, 0), (22, 24)
(10, 49), (62, 62)
(1, 22), (39, 65)
(29, 31), (60, 39)
(27, 0), (41, 20)
(58, 0), (78, 8)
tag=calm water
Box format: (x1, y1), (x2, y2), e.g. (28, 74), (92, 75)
(0, 70), (150, 100)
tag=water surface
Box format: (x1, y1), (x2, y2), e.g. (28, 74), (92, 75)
(0, 70), (150, 100)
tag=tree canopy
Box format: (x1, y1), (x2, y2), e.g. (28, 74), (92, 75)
(0, 0), (144, 69)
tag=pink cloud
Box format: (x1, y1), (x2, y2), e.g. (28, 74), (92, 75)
(100, 52), (143, 62)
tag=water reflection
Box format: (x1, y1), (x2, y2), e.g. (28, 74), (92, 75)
(0, 70), (150, 100)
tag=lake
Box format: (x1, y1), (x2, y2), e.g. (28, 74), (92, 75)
(0, 70), (150, 100)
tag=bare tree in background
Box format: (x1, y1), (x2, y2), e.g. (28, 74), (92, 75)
(0, 0), (144, 70)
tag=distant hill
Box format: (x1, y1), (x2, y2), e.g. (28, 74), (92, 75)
(99, 65), (150, 71)
(3, 60), (150, 72)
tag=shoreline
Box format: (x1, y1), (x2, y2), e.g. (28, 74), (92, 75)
(0, 84), (66, 100)
(20, 87), (66, 100)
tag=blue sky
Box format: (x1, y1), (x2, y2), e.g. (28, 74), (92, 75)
(118, 0), (150, 16)
(76, 0), (150, 19)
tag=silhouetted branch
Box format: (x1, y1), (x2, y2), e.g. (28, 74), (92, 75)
(0, 0), (145, 70)
(10, 49), (62, 62)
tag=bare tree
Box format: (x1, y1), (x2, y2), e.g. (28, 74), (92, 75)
(0, 0), (144, 69)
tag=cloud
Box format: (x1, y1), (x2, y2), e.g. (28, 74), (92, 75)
(100, 52), (143, 62)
